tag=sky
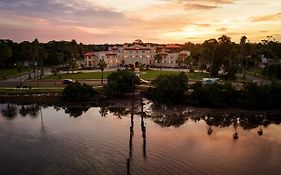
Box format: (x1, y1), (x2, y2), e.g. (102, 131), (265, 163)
(0, 0), (280, 44)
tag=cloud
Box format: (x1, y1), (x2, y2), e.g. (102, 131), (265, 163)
(177, 0), (237, 10)
(0, 0), (128, 28)
(185, 4), (218, 9)
(217, 27), (227, 32)
(250, 12), (281, 22)
(176, 0), (236, 4)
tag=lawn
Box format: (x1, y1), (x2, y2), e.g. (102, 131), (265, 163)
(248, 67), (264, 75)
(0, 69), (29, 80)
(140, 70), (208, 80)
(44, 71), (112, 80)
(44, 70), (208, 80)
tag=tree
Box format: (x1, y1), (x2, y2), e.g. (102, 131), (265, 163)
(151, 72), (188, 104)
(202, 38), (218, 77)
(154, 54), (162, 69)
(62, 82), (96, 102)
(69, 57), (77, 73)
(31, 39), (39, 79)
(105, 69), (140, 96)
(0, 42), (12, 79)
(38, 46), (48, 77)
(97, 59), (107, 85)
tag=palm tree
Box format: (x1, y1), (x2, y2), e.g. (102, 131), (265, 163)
(97, 59), (107, 85)
(154, 53), (162, 70)
(15, 62), (24, 86)
(176, 57), (183, 69)
(183, 55), (192, 73)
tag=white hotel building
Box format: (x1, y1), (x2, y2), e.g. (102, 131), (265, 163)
(83, 40), (190, 68)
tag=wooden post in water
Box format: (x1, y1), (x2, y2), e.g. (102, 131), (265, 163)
(127, 158), (131, 175)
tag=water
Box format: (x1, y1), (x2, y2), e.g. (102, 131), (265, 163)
(0, 100), (281, 175)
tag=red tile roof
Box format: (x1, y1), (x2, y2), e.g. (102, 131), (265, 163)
(124, 47), (150, 50)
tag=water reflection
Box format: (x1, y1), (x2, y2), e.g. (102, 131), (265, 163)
(126, 97), (147, 175)
(19, 104), (40, 118)
(99, 106), (108, 117)
(1, 104), (17, 120)
(1, 101), (281, 175)
(140, 98), (147, 159)
(63, 105), (90, 118)
(1, 102), (280, 139)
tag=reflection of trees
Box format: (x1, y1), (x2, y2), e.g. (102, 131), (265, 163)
(127, 99), (135, 175)
(150, 110), (281, 139)
(64, 105), (90, 118)
(141, 116), (147, 158)
(233, 118), (239, 140)
(99, 106), (109, 117)
(152, 114), (188, 128)
(1, 104), (17, 120)
(257, 125), (263, 136)
(108, 107), (130, 119)
(126, 97), (147, 175)
(19, 104), (40, 118)
(140, 97), (147, 159)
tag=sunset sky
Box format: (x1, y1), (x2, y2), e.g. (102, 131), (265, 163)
(0, 0), (280, 44)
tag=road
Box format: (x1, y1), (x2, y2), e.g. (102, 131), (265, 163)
(0, 68), (52, 87)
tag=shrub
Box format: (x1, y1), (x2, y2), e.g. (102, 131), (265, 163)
(151, 72), (188, 104)
(191, 82), (238, 107)
(263, 64), (281, 79)
(190, 81), (281, 109)
(189, 68), (195, 73)
(242, 82), (281, 109)
(105, 69), (140, 96)
(62, 82), (96, 102)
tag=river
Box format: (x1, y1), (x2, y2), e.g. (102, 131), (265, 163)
(0, 99), (281, 175)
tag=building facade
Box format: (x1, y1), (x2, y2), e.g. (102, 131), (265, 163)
(83, 40), (190, 68)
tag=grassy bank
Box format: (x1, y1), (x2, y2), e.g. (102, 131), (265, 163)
(0, 88), (63, 94)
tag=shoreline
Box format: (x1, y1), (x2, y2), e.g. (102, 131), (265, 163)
(1, 92), (281, 114)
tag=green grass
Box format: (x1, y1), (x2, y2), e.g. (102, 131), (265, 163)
(44, 71), (113, 80)
(140, 70), (208, 80)
(0, 69), (30, 80)
(43, 70), (208, 81)
(248, 67), (264, 75)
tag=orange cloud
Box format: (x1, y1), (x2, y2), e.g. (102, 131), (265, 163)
(184, 4), (218, 10)
(251, 12), (281, 22)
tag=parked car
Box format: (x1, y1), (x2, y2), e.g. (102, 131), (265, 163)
(63, 79), (75, 84)
(202, 78), (219, 85)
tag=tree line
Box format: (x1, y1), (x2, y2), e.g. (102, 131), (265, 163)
(1, 35), (281, 79)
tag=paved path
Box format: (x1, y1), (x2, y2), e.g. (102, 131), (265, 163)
(0, 68), (52, 87)
(244, 72), (270, 85)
